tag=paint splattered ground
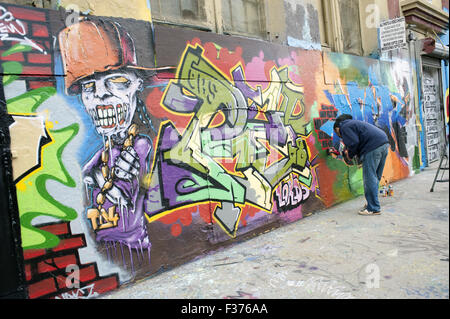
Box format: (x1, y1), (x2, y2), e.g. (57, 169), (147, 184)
(100, 160), (449, 299)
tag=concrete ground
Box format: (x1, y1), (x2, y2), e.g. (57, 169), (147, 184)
(100, 160), (449, 299)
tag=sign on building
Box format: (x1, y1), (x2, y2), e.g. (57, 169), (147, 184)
(379, 17), (407, 52)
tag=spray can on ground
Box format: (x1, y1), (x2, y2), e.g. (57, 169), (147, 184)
(388, 185), (394, 196)
(380, 185), (388, 197)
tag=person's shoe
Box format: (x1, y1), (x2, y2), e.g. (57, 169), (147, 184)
(358, 209), (381, 216)
(359, 204), (368, 213)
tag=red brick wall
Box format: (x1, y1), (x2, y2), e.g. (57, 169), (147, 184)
(0, 4), (55, 90)
(1, 4), (122, 299)
(314, 105), (339, 150)
(24, 222), (118, 299)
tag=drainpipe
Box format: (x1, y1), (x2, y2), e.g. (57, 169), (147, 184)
(0, 67), (28, 299)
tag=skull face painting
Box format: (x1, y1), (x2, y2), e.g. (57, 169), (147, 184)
(58, 18), (156, 269)
(80, 71), (143, 143)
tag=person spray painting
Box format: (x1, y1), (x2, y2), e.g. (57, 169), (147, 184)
(333, 114), (389, 215)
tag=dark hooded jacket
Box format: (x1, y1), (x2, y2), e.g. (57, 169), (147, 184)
(337, 119), (389, 159)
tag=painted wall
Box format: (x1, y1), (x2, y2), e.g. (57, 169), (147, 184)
(0, 3), (419, 298)
(284, 0), (321, 50)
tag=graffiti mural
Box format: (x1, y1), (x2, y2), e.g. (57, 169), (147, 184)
(58, 18), (156, 266)
(314, 52), (417, 185)
(0, 4), (321, 297)
(0, 2), (423, 299)
(145, 44), (318, 237)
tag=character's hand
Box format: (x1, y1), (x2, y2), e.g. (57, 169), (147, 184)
(89, 169), (132, 207)
(114, 146), (140, 182)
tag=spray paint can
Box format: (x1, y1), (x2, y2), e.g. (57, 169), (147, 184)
(382, 185), (388, 197)
(388, 185), (394, 196)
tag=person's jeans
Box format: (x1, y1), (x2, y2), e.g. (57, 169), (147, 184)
(361, 143), (389, 212)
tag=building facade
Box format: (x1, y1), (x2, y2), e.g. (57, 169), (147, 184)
(0, 0), (448, 299)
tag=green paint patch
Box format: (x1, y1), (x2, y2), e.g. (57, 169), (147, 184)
(330, 161), (354, 202)
(18, 124), (79, 250)
(3, 47), (80, 250)
(1, 44), (33, 57)
(311, 124), (354, 202)
(1, 44), (33, 86)
(7, 87), (57, 113)
(413, 146), (421, 171)
(327, 53), (370, 86)
(2, 61), (22, 86)
(348, 166), (364, 196)
(338, 67), (369, 87)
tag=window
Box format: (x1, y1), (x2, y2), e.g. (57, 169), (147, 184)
(150, 0), (206, 23)
(321, 0), (363, 55)
(221, 0), (266, 38)
(337, 0), (363, 55)
(150, 0), (267, 39)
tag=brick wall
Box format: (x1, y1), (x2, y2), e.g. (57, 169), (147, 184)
(24, 222), (118, 299)
(314, 105), (339, 150)
(0, 4), (55, 90)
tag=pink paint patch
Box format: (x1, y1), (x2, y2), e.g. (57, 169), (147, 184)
(244, 51), (272, 90)
(277, 51), (303, 85)
(278, 207), (303, 223)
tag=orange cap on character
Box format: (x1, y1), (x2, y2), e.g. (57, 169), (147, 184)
(58, 18), (163, 95)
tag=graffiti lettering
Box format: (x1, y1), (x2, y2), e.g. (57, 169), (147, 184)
(0, 5), (46, 53)
(87, 206), (119, 231)
(146, 44), (315, 237)
(274, 173), (310, 212)
(54, 284), (99, 299)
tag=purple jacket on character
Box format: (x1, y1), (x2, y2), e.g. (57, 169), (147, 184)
(83, 135), (152, 251)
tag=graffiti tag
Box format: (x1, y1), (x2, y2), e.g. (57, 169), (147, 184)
(0, 5), (46, 53)
(54, 283), (99, 299)
(274, 173), (310, 212)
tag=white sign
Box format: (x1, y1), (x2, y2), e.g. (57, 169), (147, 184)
(379, 17), (407, 52)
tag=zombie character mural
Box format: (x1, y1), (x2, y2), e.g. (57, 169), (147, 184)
(58, 18), (160, 259)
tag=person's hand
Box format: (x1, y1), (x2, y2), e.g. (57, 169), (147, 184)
(343, 149), (350, 160)
(343, 149), (354, 165)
